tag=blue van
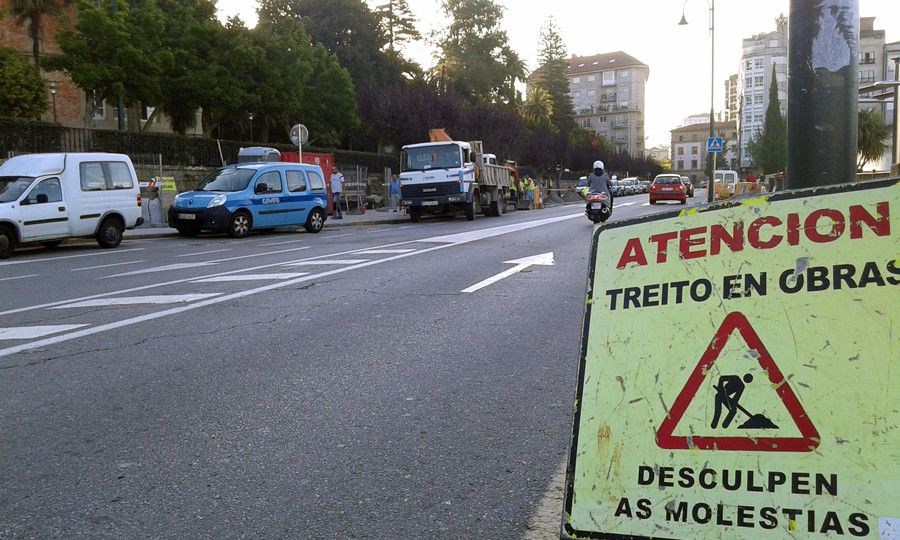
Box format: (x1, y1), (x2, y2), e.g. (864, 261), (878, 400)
(168, 162), (328, 238)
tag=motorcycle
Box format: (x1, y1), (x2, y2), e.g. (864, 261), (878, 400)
(585, 191), (612, 224)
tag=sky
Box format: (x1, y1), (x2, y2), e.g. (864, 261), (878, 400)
(216, 0), (900, 148)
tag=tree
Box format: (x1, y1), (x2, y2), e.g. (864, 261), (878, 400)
(0, 47), (47, 118)
(747, 66), (786, 173)
(11, 0), (68, 68)
(523, 86), (553, 129)
(374, 0), (421, 53)
(435, 0), (525, 104)
(857, 107), (890, 170)
(45, 0), (170, 126)
(534, 17), (574, 132)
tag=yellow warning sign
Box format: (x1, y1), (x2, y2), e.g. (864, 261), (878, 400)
(564, 180), (898, 539)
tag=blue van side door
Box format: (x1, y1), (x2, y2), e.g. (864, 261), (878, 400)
(251, 170), (287, 228)
(283, 169), (313, 226)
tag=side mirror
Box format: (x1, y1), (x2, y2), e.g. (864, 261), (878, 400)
(36, 194), (49, 204)
(255, 182), (268, 194)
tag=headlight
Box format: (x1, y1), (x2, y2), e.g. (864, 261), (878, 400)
(207, 194), (227, 208)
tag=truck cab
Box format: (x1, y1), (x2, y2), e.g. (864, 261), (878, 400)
(399, 141), (476, 217)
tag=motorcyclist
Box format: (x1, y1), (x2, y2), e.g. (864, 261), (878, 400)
(587, 160), (613, 206)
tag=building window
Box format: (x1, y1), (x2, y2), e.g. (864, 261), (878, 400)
(754, 76), (764, 86)
(587, 89), (596, 97)
(858, 69), (876, 83)
(678, 135), (684, 142)
(93, 99), (106, 120)
(587, 74), (596, 82)
(754, 58), (764, 69)
(745, 95), (752, 105)
(598, 116), (606, 122)
(745, 60), (752, 70)
(678, 160), (684, 169)
(691, 160), (698, 169)
(571, 77), (580, 84)
(859, 51), (875, 65)
(618, 70), (629, 79)
(754, 94), (763, 104)
(602, 71), (616, 85)
(678, 147), (684, 155)
(768, 39), (779, 48)
(691, 146), (698, 154)
(573, 91), (582, 98)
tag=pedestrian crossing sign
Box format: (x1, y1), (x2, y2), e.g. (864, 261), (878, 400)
(707, 136), (724, 153)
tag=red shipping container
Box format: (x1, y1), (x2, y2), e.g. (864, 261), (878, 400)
(283, 152), (337, 215)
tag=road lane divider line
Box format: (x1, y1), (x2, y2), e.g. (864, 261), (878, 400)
(0, 325), (88, 340)
(191, 273), (309, 283)
(73, 260), (147, 272)
(0, 211), (583, 318)
(0, 274), (38, 282)
(0, 248), (145, 267)
(107, 262), (216, 278)
(50, 294), (222, 309)
(284, 259), (370, 266)
(417, 213), (582, 244)
(174, 249), (230, 258)
(356, 249), (417, 255)
(258, 239), (306, 247)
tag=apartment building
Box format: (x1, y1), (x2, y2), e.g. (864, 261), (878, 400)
(671, 121), (738, 181)
(536, 51), (649, 157)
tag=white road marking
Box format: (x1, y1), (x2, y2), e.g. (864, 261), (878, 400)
(284, 259), (370, 266)
(174, 249), (230, 258)
(192, 273), (308, 283)
(418, 213), (582, 244)
(642, 202), (651, 206)
(0, 325), (88, 340)
(0, 274), (38, 282)
(107, 262), (216, 278)
(51, 294), (221, 309)
(0, 248), (145, 267)
(356, 249), (416, 255)
(73, 260), (147, 272)
(258, 239), (306, 247)
(615, 201), (637, 207)
(207, 246), (309, 263)
(461, 252), (554, 293)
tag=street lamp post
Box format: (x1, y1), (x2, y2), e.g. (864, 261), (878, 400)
(49, 81), (58, 124)
(249, 113), (254, 142)
(680, 0), (716, 203)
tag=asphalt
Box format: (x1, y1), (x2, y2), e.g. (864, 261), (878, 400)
(0, 192), (707, 539)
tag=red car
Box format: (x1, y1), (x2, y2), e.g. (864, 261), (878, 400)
(649, 174), (687, 204)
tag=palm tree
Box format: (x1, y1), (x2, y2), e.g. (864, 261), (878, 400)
(857, 107), (890, 171)
(523, 87), (554, 128)
(11, 0), (67, 68)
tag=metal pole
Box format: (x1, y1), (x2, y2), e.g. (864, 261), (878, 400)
(787, 0), (859, 188)
(707, 0), (715, 203)
(892, 58), (900, 169)
(112, 0), (125, 131)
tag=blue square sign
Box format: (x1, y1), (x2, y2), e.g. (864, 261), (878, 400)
(707, 137), (724, 153)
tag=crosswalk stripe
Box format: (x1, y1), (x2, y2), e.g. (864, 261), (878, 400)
(51, 294), (221, 309)
(107, 262), (215, 278)
(0, 325), (88, 340)
(192, 273), (309, 283)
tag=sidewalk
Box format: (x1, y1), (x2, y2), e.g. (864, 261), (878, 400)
(125, 210), (411, 239)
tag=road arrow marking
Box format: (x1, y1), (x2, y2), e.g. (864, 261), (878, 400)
(461, 252), (554, 293)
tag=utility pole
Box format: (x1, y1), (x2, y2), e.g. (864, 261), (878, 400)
(112, 0), (126, 131)
(786, 0), (859, 188)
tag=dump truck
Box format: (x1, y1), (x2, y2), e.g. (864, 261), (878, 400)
(399, 129), (512, 222)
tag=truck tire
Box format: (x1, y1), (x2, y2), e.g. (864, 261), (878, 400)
(490, 192), (505, 217)
(409, 207), (421, 223)
(465, 193), (481, 221)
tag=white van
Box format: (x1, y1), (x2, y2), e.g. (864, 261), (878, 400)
(0, 153), (144, 258)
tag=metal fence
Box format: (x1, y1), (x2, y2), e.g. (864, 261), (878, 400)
(1, 117), (399, 172)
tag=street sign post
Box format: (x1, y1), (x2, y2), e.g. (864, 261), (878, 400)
(563, 179), (898, 539)
(707, 137), (723, 204)
(290, 124), (309, 162)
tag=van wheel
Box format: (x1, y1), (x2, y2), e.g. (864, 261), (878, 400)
(0, 226), (16, 259)
(42, 240), (63, 248)
(96, 216), (124, 249)
(409, 207), (421, 223)
(304, 208), (325, 233)
(228, 211), (252, 238)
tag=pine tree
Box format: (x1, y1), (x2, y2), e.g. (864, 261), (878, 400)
(747, 65), (786, 173)
(535, 17), (574, 133)
(374, 0), (421, 52)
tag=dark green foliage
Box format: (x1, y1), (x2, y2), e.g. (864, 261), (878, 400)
(747, 65), (786, 173)
(857, 107), (890, 170)
(0, 47), (47, 118)
(535, 17), (575, 132)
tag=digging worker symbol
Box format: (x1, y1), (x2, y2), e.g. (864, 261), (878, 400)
(710, 374), (779, 430)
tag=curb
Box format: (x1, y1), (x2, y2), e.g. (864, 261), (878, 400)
(124, 218), (412, 240)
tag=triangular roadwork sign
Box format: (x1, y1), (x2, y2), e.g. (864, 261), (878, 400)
(657, 312), (820, 452)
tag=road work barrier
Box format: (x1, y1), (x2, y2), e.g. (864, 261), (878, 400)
(563, 178), (898, 539)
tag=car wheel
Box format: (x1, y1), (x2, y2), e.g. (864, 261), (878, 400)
(409, 207), (421, 223)
(304, 208), (325, 233)
(681, 198), (687, 205)
(0, 226), (16, 259)
(649, 199), (656, 205)
(96, 216), (124, 249)
(41, 240), (63, 248)
(465, 192), (481, 221)
(177, 228), (200, 237)
(228, 211), (252, 238)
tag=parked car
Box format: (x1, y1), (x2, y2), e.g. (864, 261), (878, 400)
(680, 176), (695, 197)
(621, 177), (642, 194)
(168, 162), (329, 238)
(649, 174), (687, 205)
(0, 152), (144, 259)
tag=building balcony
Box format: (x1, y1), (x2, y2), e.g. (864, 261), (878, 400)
(600, 93), (617, 102)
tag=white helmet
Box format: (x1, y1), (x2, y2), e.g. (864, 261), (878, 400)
(593, 160), (604, 170)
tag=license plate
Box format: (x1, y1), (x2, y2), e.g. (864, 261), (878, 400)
(662, 187), (673, 191)
(423, 201), (439, 206)
(591, 203), (602, 209)
(178, 213), (196, 220)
